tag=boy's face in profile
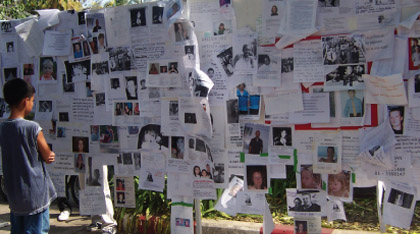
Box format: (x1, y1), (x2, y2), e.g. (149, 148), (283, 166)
(24, 96), (35, 115)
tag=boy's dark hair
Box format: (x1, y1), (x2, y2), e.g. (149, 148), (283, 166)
(3, 79), (36, 107)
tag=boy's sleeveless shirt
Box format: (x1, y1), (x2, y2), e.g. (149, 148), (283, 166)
(0, 118), (56, 215)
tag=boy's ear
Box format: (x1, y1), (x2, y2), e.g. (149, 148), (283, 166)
(20, 97), (29, 106)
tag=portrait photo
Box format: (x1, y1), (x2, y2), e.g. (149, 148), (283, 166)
(243, 124), (269, 155)
(387, 106), (404, 135)
(185, 45), (195, 60)
(294, 221), (308, 234)
(340, 89), (364, 118)
(92, 61), (109, 75)
(95, 93), (105, 106)
(125, 76), (138, 100)
(3, 67), (17, 82)
(149, 63), (159, 74)
(78, 11), (86, 25)
(87, 14), (105, 33)
(171, 136), (185, 159)
(91, 125), (99, 142)
(65, 60), (90, 83)
(184, 113), (197, 124)
(59, 112), (69, 122)
(110, 78), (120, 89)
(72, 136), (89, 153)
(169, 101), (179, 116)
(73, 42), (83, 59)
(39, 57), (57, 81)
(23, 63), (35, 83)
(195, 138), (206, 153)
(57, 127), (66, 138)
(6, 41), (14, 53)
(213, 20), (232, 36)
(152, 6), (164, 24)
(246, 165), (268, 191)
(137, 124), (168, 151)
(232, 40), (257, 71)
(130, 8), (146, 27)
(117, 192), (125, 204)
(188, 71), (209, 97)
(123, 153), (133, 165)
(213, 163), (225, 184)
(272, 127), (292, 146)
(414, 74), (420, 93)
(409, 37), (420, 70)
(74, 154), (85, 173)
(160, 66), (168, 73)
(270, 5), (279, 16)
(134, 152), (141, 170)
(258, 54), (271, 71)
(327, 171), (351, 198)
(173, 22), (189, 42)
(168, 62), (178, 74)
(226, 99), (239, 124)
(123, 102), (133, 116)
(281, 57), (293, 73)
(299, 165), (322, 189)
(116, 178), (125, 191)
(317, 146), (337, 163)
(216, 47), (234, 77)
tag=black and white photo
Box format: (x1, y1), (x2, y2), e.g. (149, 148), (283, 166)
(125, 76), (138, 100)
(184, 113), (197, 124)
(3, 67), (17, 82)
(322, 35), (366, 65)
(388, 188), (414, 209)
(130, 8), (146, 27)
(169, 101), (179, 116)
(39, 101), (52, 112)
(152, 6), (164, 24)
(216, 47), (234, 77)
(109, 47), (131, 72)
(272, 127), (292, 146)
(226, 99), (239, 124)
(325, 64), (365, 89)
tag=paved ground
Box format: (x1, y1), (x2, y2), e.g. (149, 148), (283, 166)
(0, 200), (92, 234)
(0, 200), (381, 234)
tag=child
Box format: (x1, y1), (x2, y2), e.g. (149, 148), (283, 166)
(300, 166), (322, 189)
(39, 59), (55, 81)
(0, 79), (56, 233)
(328, 171), (350, 197)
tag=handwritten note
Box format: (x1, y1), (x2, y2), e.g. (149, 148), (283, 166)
(363, 74), (407, 105)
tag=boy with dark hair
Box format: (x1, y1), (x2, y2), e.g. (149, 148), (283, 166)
(0, 79), (56, 233)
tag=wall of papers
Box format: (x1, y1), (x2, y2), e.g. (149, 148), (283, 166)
(1, 0), (420, 232)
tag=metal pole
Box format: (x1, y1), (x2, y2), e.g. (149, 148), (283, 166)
(195, 199), (202, 234)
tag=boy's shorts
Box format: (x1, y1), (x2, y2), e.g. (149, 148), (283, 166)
(10, 208), (50, 234)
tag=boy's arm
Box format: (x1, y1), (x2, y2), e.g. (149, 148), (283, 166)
(37, 130), (55, 164)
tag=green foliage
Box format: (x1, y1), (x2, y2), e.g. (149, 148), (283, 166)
(270, 165), (296, 199)
(0, 0), (82, 20)
(0, 0), (31, 20)
(115, 0), (129, 6)
(115, 176), (171, 233)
